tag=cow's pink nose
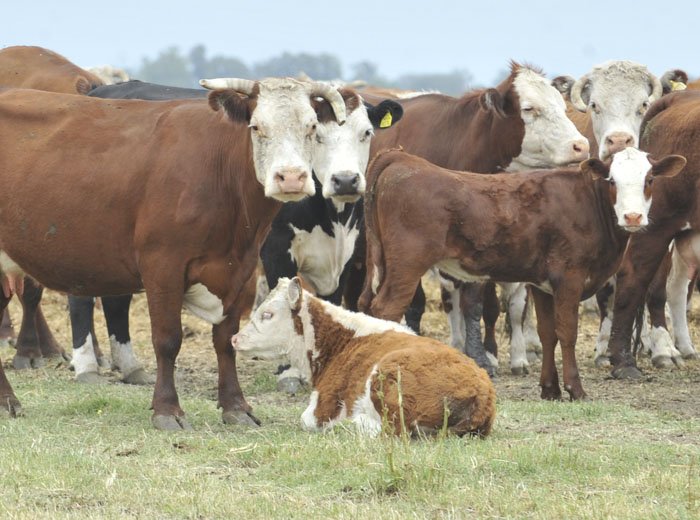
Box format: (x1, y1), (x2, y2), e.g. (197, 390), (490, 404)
(624, 213), (643, 226)
(275, 169), (308, 193)
(606, 132), (635, 156)
(572, 139), (590, 160)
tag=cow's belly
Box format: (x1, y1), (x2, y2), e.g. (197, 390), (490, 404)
(289, 222), (359, 296)
(675, 230), (700, 269)
(435, 259), (491, 283)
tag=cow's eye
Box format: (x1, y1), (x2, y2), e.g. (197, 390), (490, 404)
(590, 102), (601, 114)
(261, 311), (273, 320)
(361, 128), (373, 141)
(646, 177), (653, 186)
(608, 178), (616, 186)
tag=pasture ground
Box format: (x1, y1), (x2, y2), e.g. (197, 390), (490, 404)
(1, 278), (699, 519)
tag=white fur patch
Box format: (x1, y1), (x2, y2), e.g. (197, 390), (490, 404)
(183, 283), (226, 325)
(109, 336), (142, 377)
(350, 366), (383, 437)
(301, 390), (321, 431)
(608, 148), (654, 229)
(71, 336), (99, 375)
(435, 259), (490, 283)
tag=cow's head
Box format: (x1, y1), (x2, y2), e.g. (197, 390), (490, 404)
(570, 61), (686, 161)
(581, 148), (686, 231)
(312, 89), (403, 204)
(231, 277), (309, 376)
(481, 63), (589, 171)
(201, 77), (346, 202)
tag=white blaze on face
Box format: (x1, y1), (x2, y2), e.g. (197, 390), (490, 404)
(250, 80), (319, 202)
(608, 148), (654, 230)
(580, 62), (658, 160)
(313, 102), (372, 203)
(507, 69), (589, 171)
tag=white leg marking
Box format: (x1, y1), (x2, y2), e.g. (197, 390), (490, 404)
(71, 336), (99, 376)
(301, 391), (321, 432)
(109, 336), (142, 377)
(504, 283), (528, 373)
(667, 248), (696, 358)
(443, 285), (466, 351)
(351, 369), (383, 437)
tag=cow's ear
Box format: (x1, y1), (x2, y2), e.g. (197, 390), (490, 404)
(580, 158), (609, 180)
(288, 277), (303, 311)
(208, 90), (253, 123)
(479, 88), (507, 118)
(367, 100), (404, 129)
(551, 75), (575, 99)
(649, 154), (686, 178)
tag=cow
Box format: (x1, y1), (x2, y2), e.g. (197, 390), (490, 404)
(359, 148), (686, 400)
(607, 89), (700, 379)
(232, 277), (496, 437)
(0, 76), (347, 429)
(363, 61), (589, 375)
(565, 61), (690, 367)
(0, 45), (103, 94)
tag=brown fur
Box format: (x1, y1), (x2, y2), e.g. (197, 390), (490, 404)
(302, 297), (495, 436)
(313, 88), (361, 123)
(0, 46), (104, 94)
(608, 90), (700, 374)
(360, 149), (687, 400)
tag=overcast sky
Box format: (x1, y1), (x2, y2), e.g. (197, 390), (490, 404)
(3, 1), (698, 86)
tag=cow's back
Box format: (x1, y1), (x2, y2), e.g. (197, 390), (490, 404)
(0, 46), (103, 94)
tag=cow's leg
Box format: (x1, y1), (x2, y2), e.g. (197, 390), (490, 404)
(68, 295), (107, 384)
(0, 292), (21, 417)
(440, 278), (466, 350)
(460, 282), (495, 377)
(645, 253), (683, 368)
(13, 278), (45, 369)
(530, 287), (561, 400)
(369, 262), (426, 325)
(213, 311), (260, 427)
(523, 287), (542, 363)
(145, 283), (189, 431)
(667, 246), (697, 359)
(482, 281), (499, 364)
(404, 282), (425, 334)
(553, 281), (586, 400)
(593, 279), (615, 367)
(102, 295), (150, 385)
(35, 300), (66, 360)
(502, 282), (529, 375)
(0, 309), (15, 347)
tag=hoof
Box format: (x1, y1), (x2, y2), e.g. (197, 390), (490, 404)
(152, 414), (193, 431)
(611, 365), (643, 380)
(594, 355), (611, 368)
(122, 368), (154, 386)
(277, 377), (303, 395)
(540, 386), (562, 401)
(651, 355), (675, 369)
(526, 351), (541, 364)
(484, 365), (497, 379)
(510, 365), (529, 376)
(1, 397), (22, 418)
(566, 389), (588, 401)
(222, 409), (261, 427)
(672, 356), (685, 369)
(75, 371), (108, 384)
(682, 351), (698, 360)
(12, 355), (44, 370)
(0, 338), (15, 348)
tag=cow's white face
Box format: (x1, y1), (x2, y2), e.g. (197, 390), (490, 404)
(586, 148), (686, 231)
(508, 69), (589, 171)
(231, 278), (304, 360)
(572, 61), (662, 161)
(250, 81), (320, 202)
(313, 103), (372, 203)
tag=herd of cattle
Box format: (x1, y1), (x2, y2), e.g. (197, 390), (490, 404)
(0, 45), (699, 436)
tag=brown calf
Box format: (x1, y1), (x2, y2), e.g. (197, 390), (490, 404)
(359, 149), (686, 399)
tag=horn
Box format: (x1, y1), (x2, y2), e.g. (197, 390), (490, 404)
(648, 73), (663, 102)
(308, 82), (347, 125)
(199, 78), (257, 94)
(570, 73), (591, 112)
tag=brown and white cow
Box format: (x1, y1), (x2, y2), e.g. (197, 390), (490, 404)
(362, 61), (589, 375)
(232, 277), (496, 437)
(608, 90), (700, 379)
(359, 148), (686, 400)
(0, 77), (346, 428)
(0, 45), (103, 94)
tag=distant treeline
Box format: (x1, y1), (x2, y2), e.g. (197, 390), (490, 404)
(132, 45), (474, 95)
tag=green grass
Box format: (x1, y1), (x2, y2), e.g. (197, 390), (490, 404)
(1, 364), (699, 520)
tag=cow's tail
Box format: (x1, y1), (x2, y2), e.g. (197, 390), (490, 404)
(357, 147), (404, 313)
(632, 300), (645, 357)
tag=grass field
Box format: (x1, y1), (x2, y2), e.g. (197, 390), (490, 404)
(1, 284), (699, 519)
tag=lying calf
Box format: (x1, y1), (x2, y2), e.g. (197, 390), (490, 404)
(359, 148), (687, 400)
(232, 277), (495, 437)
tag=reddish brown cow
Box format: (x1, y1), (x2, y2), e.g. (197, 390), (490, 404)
(608, 90), (700, 378)
(0, 78), (347, 428)
(0, 46), (103, 94)
(359, 148), (686, 399)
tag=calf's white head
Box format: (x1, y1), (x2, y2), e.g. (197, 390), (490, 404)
(581, 148), (686, 231)
(312, 90), (403, 203)
(487, 63), (589, 171)
(571, 61), (666, 161)
(200, 77), (346, 202)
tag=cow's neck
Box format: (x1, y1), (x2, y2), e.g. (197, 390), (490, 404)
(295, 295), (409, 385)
(591, 178), (628, 254)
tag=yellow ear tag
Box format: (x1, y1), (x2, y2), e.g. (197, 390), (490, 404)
(379, 111), (393, 128)
(670, 80), (687, 91)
